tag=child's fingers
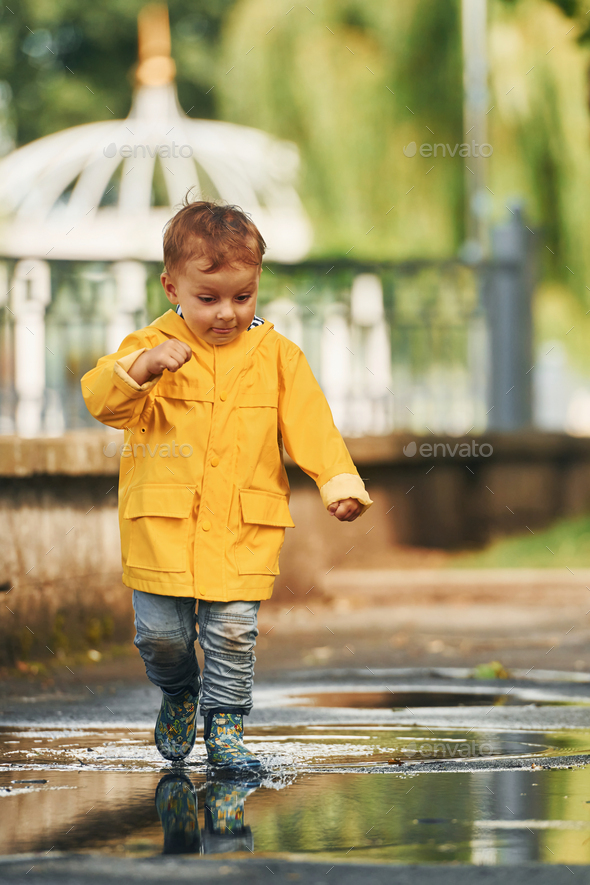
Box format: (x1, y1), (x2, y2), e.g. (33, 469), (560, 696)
(179, 342), (193, 362)
(330, 501), (349, 518)
(168, 340), (192, 363)
(160, 356), (184, 372)
(331, 499), (362, 521)
(155, 340), (193, 373)
(161, 350), (189, 372)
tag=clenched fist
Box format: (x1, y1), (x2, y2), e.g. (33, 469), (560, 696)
(328, 497), (362, 522)
(127, 339), (193, 386)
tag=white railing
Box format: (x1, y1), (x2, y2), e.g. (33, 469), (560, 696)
(0, 259), (487, 437)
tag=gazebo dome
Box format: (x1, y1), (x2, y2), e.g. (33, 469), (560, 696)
(0, 8), (312, 264)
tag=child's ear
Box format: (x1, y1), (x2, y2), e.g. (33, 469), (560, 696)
(161, 272), (179, 305)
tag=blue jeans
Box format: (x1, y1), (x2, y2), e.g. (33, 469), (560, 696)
(132, 590), (260, 716)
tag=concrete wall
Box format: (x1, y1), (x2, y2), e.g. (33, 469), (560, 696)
(2, 431), (590, 663)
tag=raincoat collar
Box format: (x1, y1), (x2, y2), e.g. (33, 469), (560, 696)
(149, 309), (274, 357)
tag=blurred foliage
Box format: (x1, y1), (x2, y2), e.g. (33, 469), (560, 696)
(472, 661), (510, 679)
(85, 614), (114, 647)
(487, 0), (590, 311)
(218, 0), (465, 260)
(49, 612), (69, 654)
(534, 281), (590, 375)
(452, 512), (590, 567)
(217, 0), (590, 296)
(502, 0), (577, 15)
(0, 0), (238, 148)
(504, 0), (590, 41)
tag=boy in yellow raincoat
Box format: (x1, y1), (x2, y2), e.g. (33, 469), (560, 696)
(82, 201), (372, 770)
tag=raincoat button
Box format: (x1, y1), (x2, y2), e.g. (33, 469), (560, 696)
(219, 390), (228, 401)
(202, 520), (211, 532)
(210, 456), (220, 467)
(198, 585), (206, 595)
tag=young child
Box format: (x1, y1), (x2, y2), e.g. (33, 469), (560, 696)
(82, 200), (372, 770)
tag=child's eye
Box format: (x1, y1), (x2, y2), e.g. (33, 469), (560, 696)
(236, 294), (251, 302)
(198, 296), (216, 303)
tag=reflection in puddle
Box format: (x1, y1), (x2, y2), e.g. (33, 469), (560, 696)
(2, 725), (590, 864)
(155, 771), (261, 855)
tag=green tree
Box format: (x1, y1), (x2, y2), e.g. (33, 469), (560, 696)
(0, 0), (237, 149)
(218, 0), (465, 259)
(218, 0), (590, 316)
(487, 0), (590, 317)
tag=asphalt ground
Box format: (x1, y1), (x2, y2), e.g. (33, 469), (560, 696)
(0, 856), (589, 885)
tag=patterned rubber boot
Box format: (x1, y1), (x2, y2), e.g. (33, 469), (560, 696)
(201, 780), (259, 854)
(203, 711), (262, 770)
(155, 772), (201, 854)
(155, 687), (199, 762)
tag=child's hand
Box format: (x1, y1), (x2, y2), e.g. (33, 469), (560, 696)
(127, 339), (193, 385)
(328, 497), (362, 522)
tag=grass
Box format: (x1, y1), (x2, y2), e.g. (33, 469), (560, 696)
(450, 513), (590, 569)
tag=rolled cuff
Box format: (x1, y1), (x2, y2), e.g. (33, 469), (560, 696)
(113, 348), (163, 394)
(319, 473), (373, 516)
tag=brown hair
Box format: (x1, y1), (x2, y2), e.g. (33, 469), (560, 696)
(163, 198), (266, 275)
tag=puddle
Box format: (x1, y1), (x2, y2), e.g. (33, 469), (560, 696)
(282, 683), (590, 709)
(296, 690), (519, 708)
(3, 724), (590, 864)
(3, 676), (590, 866)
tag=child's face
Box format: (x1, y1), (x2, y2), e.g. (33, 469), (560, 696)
(161, 254), (261, 347)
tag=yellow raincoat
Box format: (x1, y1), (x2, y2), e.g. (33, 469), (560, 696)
(82, 310), (372, 601)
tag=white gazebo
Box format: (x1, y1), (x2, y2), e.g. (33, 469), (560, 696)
(0, 5), (312, 436)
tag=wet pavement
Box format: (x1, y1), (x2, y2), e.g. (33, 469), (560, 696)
(2, 668), (590, 881)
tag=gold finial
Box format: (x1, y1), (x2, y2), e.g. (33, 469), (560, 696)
(136, 4), (176, 87)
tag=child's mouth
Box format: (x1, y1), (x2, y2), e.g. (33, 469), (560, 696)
(211, 327), (235, 334)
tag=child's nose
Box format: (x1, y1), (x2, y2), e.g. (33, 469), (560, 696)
(217, 304), (235, 320)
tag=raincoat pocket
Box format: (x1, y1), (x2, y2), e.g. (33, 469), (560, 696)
(124, 484), (195, 572)
(236, 489), (295, 576)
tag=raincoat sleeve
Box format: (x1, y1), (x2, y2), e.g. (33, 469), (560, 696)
(81, 332), (163, 430)
(279, 348), (373, 515)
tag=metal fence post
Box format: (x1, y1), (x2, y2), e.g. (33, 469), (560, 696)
(483, 207), (534, 430)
